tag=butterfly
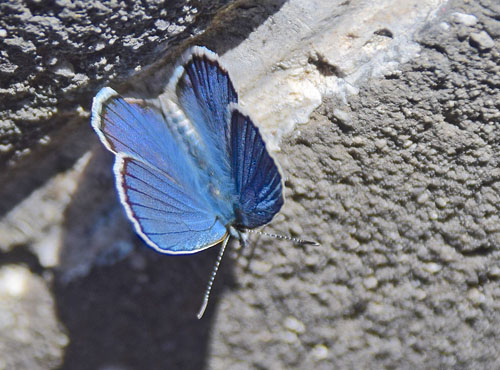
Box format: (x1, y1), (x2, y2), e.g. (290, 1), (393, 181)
(91, 46), (315, 318)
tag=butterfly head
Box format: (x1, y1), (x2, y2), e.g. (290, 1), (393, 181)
(228, 226), (249, 248)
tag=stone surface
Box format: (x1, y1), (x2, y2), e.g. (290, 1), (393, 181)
(452, 12), (478, 26)
(0, 0), (499, 369)
(0, 265), (68, 370)
(222, 0), (445, 148)
(0, 0), (234, 169)
(470, 30), (495, 50)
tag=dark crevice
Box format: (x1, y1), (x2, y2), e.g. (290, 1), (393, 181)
(419, 41), (449, 56)
(308, 54), (346, 77)
(343, 299), (368, 318)
(0, 244), (46, 276)
(384, 72), (401, 80)
(442, 107), (461, 126)
(374, 28), (393, 38)
(459, 245), (494, 257)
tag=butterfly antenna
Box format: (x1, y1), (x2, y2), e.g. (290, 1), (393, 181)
(197, 234), (230, 319)
(247, 229), (319, 246)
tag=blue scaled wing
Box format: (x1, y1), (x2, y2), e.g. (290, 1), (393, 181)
(228, 106), (284, 229)
(169, 47), (237, 169)
(91, 87), (228, 254)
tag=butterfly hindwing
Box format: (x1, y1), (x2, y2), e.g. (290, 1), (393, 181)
(117, 157), (227, 253)
(228, 106), (284, 229)
(91, 87), (228, 254)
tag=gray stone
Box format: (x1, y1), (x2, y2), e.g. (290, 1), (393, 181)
(451, 12), (478, 26)
(470, 31), (495, 50)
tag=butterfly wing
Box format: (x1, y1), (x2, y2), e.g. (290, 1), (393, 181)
(228, 106), (284, 229)
(168, 47), (237, 171)
(91, 87), (228, 254)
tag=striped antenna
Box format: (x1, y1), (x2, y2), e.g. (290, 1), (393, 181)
(248, 229), (319, 246)
(197, 234), (230, 319)
(197, 230), (318, 318)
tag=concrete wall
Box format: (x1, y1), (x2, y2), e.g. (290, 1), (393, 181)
(0, 0), (499, 368)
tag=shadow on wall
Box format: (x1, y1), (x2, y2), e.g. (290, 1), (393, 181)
(53, 139), (236, 369)
(54, 251), (234, 370)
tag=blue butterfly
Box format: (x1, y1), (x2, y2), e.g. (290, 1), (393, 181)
(91, 47), (312, 317)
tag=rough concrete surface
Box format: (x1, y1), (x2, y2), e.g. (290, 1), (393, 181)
(0, 0), (499, 369)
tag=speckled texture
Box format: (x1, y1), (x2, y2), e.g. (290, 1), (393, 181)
(0, 0), (499, 369)
(0, 0), (232, 169)
(208, 1), (500, 368)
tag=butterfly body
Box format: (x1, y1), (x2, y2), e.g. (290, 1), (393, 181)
(157, 96), (238, 227)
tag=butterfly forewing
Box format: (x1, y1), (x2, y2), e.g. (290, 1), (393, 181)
(169, 48), (237, 182)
